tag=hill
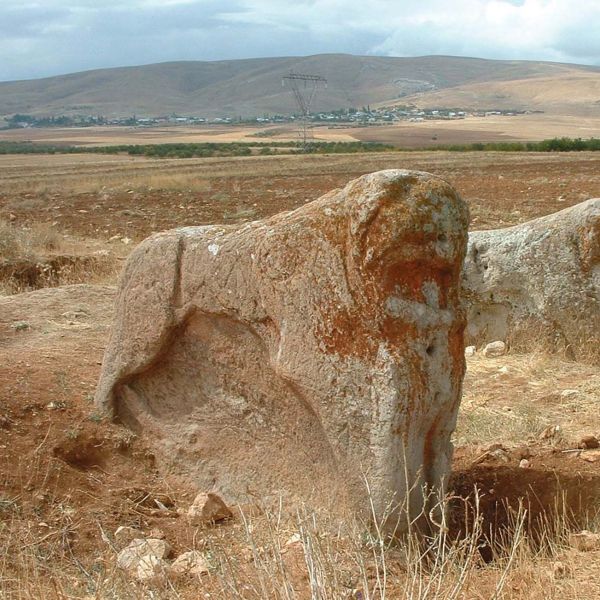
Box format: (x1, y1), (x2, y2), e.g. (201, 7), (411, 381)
(394, 69), (600, 117)
(1, 54), (599, 119)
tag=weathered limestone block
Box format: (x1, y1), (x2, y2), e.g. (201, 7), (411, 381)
(95, 170), (469, 533)
(463, 199), (600, 358)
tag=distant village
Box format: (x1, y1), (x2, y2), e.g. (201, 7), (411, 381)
(2, 106), (530, 130)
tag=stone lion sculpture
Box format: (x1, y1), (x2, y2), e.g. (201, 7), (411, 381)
(463, 198), (599, 359)
(95, 169), (469, 534)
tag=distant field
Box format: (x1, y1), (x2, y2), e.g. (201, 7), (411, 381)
(2, 112), (599, 149)
(344, 114), (600, 146)
(2, 150), (599, 237)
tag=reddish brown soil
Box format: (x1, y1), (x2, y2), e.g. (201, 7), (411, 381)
(1, 153), (599, 241)
(451, 446), (600, 561)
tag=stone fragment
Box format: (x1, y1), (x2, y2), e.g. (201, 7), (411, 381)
(518, 459), (530, 469)
(94, 170), (469, 535)
(482, 340), (506, 358)
(116, 538), (171, 572)
(136, 554), (167, 582)
(114, 525), (142, 549)
(188, 492), (232, 525)
(169, 550), (210, 576)
(463, 199), (600, 358)
(464, 345), (476, 357)
(568, 531), (600, 552)
(472, 444), (509, 465)
(578, 435), (599, 450)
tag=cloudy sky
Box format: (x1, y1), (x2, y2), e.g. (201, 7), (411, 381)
(1, 0), (599, 82)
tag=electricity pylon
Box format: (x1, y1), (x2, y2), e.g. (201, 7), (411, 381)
(282, 73), (327, 149)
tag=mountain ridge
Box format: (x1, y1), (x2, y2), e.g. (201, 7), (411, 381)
(1, 53), (599, 119)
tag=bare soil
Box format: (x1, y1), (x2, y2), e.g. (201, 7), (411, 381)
(1, 152), (599, 242)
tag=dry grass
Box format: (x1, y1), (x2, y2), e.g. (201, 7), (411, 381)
(0, 220), (61, 261)
(1, 150), (598, 196)
(2, 476), (599, 600)
(457, 350), (600, 447)
(0, 219), (119, 295)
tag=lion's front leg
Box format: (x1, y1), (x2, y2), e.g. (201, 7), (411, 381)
(94, 232), (185, 418)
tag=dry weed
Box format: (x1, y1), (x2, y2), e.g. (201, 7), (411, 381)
(0, 219), (119, 295)
(457, 351), (600, 447)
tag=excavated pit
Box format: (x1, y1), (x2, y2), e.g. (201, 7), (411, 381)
(449, 462), (600, 561)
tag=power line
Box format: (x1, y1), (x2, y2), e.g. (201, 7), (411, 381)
(282, 73), (327, 149)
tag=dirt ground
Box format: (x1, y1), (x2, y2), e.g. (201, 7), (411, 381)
(2, 151), (599, 241)
(1, 151), (599, 598)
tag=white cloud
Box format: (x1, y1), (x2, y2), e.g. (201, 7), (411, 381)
(0, 0), (598, 81)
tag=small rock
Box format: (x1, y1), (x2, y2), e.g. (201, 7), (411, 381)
(482, 340), (506, 358)
(114, 525), (142, 549)
(148, 528), (165, 540)
(473, 444), (509, 465)
(568, 531), (600, 552)
(490, 448), (509, 462)
(122, 237), (132, 245)
(169, 550), (209, 576)
(578, 435), (599, 450)
(117, 538), (172, 571)
(8, 213), (16, 221)
(519, 459), (530, 469)
(560, 389), (578, 399)
(464, 345), (476, 357)
(187, 492), (232, 525)
(136, 554), (167, 582)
